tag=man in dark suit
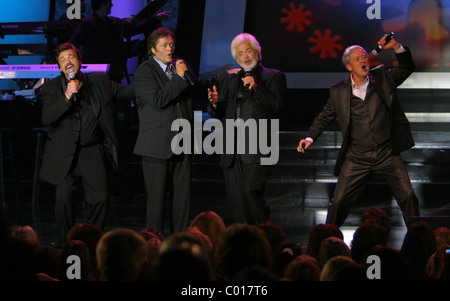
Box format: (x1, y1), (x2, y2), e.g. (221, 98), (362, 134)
(133, 28), (209, 233)
(297, 34), (420, 228)
(39, 43), (135, 247)
(207, 33), (287, 225)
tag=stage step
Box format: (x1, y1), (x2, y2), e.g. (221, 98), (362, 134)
(189, 128), (450, 230)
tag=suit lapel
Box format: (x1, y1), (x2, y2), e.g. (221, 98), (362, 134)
(148, 57), (170, 84)
(369, 72), (390, 107)
(228, 73), (241, 119)
(60, 74), (81, 118)
(84, 73), (101, 117)
(340, 76), (352, 127)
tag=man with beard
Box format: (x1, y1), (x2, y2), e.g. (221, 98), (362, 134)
(39, 43), (135, 247)
(207, 33), (287, 224)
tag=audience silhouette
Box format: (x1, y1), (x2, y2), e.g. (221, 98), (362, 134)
(401, 221), (437, 280)
(2, 208), (449, 282)
(319, 255), (367, 281)
(305, 224), (343, 260)
(350, 220), (388, 264)
(283, 254), (321, 281)
(427, 244), (450, 281)
(318, 236), (351, 268)
(96, 228), (148, 281)
(58, 239), (96, 281)
(152, 230), (215, 281)
(214, 223), (272, 280)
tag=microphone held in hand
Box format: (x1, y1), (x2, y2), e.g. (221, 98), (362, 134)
(173, 57), (195, 85)
(372, 32), (394, 56)
(243, 67), (252, 90)
(184, 68), (195, 86)
(68, 72), (77, 102)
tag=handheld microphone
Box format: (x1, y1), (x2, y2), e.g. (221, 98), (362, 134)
(184, 68), (195, 86)
(68, 72), (77, 101)
(243, 67), (252, 89)
(173, 57), (195, 85)
(372, 32), (394, 56)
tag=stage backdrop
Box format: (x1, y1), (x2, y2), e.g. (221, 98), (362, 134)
(244, 0), (450, 72)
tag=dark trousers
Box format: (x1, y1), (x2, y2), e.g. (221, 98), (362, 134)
(142, 154), (190, 234)
(55, 144), (109, 247)
(223, 155), (270, 225)
(326, 142), (420, 228)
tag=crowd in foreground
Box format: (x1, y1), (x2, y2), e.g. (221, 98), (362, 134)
(1, 207), (449, 281)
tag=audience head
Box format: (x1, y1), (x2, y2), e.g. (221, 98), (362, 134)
(360, 207), (391, 237)
(305, 224), (343, 259)
(184, 226), (213, 254)
(351, 220), (388, 263)
(10, 225), (40, 249)
(67, 224), (103, 257)
(427, 244), (450, 281)
(34, 246), (59, 279)
(190, 211), (226, 246)
(153, 231), (214, 281)
(96, 228), (148, 281)
(271, 241), (303, 278)
(320, 256), (366, 281)
(318, 236), (351, 267)
(401, 221), (437, 280)
(140, 229), (163, 268)
(367, 245), (410, 281)
(284, 255), (322, 281)
(58, 240), (95, 281)
(434, 227), (450, 248)
(214, 223), (271, 280)
(258, 220), (286, 254)
(6, 238), (37, 280)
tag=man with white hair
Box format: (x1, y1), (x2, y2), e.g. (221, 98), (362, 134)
(207, 33), (287, 225)
(297, 34), (420, 228)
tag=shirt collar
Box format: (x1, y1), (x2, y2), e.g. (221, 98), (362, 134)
(153, 56), (172, 72)
(350, 74), (370, 88)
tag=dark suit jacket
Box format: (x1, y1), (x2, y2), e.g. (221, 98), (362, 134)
(207, 63), (286, 167)
(39, 72), (135, 185)
(133, 57), (195, 159)
(307, 48), (416, 176)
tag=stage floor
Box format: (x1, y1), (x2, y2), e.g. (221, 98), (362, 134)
(2, 175), (414, 252)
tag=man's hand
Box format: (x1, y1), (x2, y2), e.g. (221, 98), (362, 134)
(175, 59), (188, 78)
(156, 11), (172, 20)
(242, 75), (257, 90)
(378, 34), (401, 52)
(208, 85), (218, 105)
(227, 68), (241, 74)
(65, 81), (78, 100)
(297, 139), (312, 153)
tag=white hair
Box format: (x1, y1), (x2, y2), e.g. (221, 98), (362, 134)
(230, 33), (262, 62)
(342, 45), (368, 66)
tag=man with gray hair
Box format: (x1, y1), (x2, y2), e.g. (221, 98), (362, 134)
(297, 34), (420, 228)
(207, 33), (287, 225)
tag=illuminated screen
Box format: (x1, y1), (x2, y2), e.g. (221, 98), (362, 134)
(0, 0), (51, 45)
(244, 0), (450, 72)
